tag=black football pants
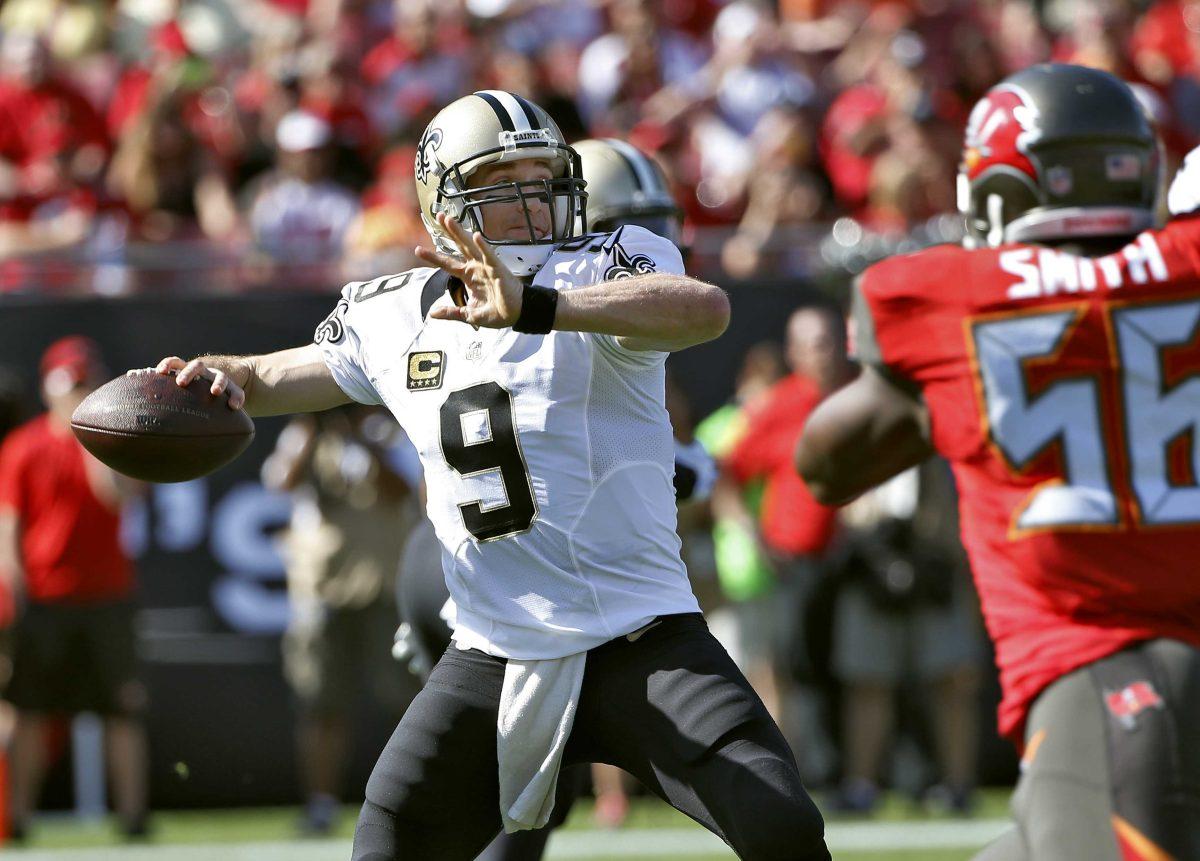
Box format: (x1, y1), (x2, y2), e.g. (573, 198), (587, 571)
(351, 613), (830, 861)
(974, 639), (1200, 861)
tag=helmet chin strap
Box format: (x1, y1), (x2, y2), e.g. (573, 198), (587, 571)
(492, 243), (557, 277)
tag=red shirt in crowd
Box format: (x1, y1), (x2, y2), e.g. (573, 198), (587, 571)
(0, 76), (108, 171)
(819, 84), (889, 213)
(0, 415), (133, 603)
(725, 374), (839, 557)
(858, 214), (1200, 744)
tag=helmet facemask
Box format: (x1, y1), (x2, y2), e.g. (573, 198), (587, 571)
(425, 142), (588, 277)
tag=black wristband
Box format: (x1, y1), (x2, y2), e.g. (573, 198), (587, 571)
(513, 283), (559, 334)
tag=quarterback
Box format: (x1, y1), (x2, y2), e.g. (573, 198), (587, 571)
(393, 136), (714, 861)
(797, 64), (1200, 860)
(149, 92), (828, 861)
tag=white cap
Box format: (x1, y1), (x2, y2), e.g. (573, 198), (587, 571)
(276, 110), (332, 153)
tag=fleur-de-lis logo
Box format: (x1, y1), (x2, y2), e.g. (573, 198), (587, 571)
(603, 243), (657, 280)
(415, 127), (444, 185)
(314, 299), (349, 344)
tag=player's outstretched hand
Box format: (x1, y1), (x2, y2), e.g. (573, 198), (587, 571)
(416, 213), (523, 329)
(133, 357), (246, 410)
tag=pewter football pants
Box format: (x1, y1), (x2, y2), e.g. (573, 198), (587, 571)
(975, 639), (1200, 861)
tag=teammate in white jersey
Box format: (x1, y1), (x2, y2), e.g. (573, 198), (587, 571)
(147, 92), (828, 861)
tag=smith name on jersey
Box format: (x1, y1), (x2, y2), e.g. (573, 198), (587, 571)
(315, 226), (700, 660)
(855, 215), (1200, 743)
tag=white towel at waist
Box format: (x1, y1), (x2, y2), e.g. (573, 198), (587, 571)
(497, 651), (587, 832)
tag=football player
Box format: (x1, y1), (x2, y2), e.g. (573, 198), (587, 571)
(393, 135), (711, 861)
(796, 64), (1200, 861)
(149, 94), (828, 861)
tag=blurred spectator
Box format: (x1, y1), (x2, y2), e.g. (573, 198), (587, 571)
(359, 0), (470, 138)
(577, 0), (707, 130)
(0, 368), (24, 441)
(859, 115), (956, 236)
(695, 342), (786, 716)
(0, 32), (108, 199)
(0, 367), (25, 725)
(108, 87), (239, 242)
(247, 109), (360, 275)
(480, 47), (587, 143)
(0, 32), (113, 263)
(343, 144), (424, 276)
(721, 106), (831, 279)
(263, 405), (418, 835)
(701, 0), (815, 137)
(299, 47), (377, 189)
(0, 337), (148, 840)
(723, 306), (854, 779)
(0, 0), (109, 63)
(830, 462), (980, 815)
(471, 0), (602, 57)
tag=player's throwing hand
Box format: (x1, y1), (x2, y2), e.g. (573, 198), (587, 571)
(416, 212), (524, 329)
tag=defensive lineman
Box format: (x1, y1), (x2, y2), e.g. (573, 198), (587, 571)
(797, 65), (1200, 860)
(149, 92), (828, 860)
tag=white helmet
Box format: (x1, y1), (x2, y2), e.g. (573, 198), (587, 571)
(414, 90), (588, 276)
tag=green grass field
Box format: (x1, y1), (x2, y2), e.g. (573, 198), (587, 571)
(4, 790), (1013, 860)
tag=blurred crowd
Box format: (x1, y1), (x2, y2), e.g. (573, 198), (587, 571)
(3, 0), (1200, 293)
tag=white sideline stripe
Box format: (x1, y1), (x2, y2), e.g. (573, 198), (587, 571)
(7, 819), (1011, 860)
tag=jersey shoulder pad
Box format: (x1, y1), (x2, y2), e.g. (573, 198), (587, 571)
(599, 224), (685, 280)
(860, 243), (966, 305)
(321, 267), (448, 340)
(856, 244), (971, 384)
(341, 266), (446, 312)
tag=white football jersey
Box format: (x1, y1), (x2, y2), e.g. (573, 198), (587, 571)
(316, 226), (700, 659)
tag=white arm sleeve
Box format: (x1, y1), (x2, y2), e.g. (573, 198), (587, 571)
(314, 283), (383, 405)
(1169, 145), (1200, 217)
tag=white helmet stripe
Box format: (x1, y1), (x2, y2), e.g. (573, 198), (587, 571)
(477, 90), (533, 132)
(604, 138), (660, 193)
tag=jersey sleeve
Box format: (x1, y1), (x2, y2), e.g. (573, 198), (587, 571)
(590, 225), (686, 366)
(849, 276), (884, 367)
(314, 283), (384, 406)
(856, 248), (963, 386)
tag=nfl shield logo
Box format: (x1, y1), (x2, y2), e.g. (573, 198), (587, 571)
(1047, 166), (1073, 196)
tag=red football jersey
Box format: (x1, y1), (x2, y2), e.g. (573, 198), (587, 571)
(858, 216), (1200, 743)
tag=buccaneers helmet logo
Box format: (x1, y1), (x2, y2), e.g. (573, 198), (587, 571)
(962, 87), (1042, 186)
(415, 127), (443, 185)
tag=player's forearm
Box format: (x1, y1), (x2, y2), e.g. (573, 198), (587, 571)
(553, 274), (730, 351)
(196, 346), (351, 417)
(0, 511), (24, 591)
(795, 368), (934, 506)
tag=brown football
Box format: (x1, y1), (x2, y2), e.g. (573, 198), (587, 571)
(71, 371), (255, 483)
